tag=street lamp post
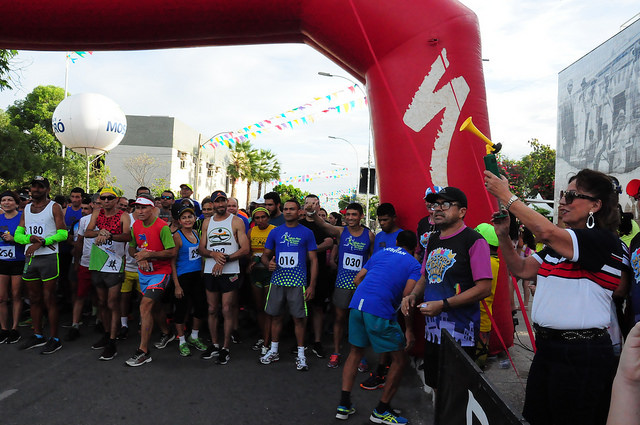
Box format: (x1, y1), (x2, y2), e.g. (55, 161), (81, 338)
(328, 136), (359, 201)
(319, 71), (373, 222)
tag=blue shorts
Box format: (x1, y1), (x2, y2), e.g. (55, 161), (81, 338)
(138, 273), (170, 300)
(348, 309), (405, 354)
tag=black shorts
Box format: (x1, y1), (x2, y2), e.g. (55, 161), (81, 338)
(204, 273), (240, 293)
(0, 260), (25, 276)
(91, 271), (124, 289)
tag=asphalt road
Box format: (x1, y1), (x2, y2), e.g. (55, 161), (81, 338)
(0, 324), (433, 425)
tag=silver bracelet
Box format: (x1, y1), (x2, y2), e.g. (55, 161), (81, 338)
(505, 195), (519, 210)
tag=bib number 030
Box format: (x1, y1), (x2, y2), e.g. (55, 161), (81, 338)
(342, 253), (363, 271)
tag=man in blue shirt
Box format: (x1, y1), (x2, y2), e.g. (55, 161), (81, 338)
(336, 230), (421, 425)
(373, 203), (402, 254)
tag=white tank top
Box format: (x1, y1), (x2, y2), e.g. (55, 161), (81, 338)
(204, 214), (240, 274)
(24, 201), (58, 256)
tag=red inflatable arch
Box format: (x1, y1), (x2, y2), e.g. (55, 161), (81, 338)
(0, 0), (512, 351)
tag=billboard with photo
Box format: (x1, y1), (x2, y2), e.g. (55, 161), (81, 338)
(557, 18), (640, 213)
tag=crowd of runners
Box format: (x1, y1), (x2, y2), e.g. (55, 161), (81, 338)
(2, 168), (640, 425)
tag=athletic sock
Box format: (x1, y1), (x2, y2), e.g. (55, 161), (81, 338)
(191, 329), (199, 339)
(297, 346), (305, 358)
(376, 401), (390, 414)
(121, 317), (128, 327)
(179, 335), (186, 344)
(271, 341), (279, 353)
(340, 391), (351, 408)
(72, 323), (80, 329)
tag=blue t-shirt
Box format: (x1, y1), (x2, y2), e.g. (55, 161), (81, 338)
(336, 226), (371, 290)
(265, 223), (317, 287)
(349, 247), (421, 320)
(0, 211), (24, 262)
(373, 228), (403, 254)
(269, 213), (285, 227)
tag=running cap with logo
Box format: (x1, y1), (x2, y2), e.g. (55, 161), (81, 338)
(180, 183), (193, 192)
(425, 186), (467, 208)
(100, 187), (118, 197)
(424, 185), (443, 200)
(211, 190), (227, 201)
(178, 204), (195, 217)
(31, 176), (50, 188)
(134, 193), (155, 206)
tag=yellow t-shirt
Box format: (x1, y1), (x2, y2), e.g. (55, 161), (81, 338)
(250, 224), (276, 255)
(479, 254), (500, 332)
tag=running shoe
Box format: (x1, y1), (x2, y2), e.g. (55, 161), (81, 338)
(18, 317), (32, 327)
(217, 348), (230, 365)
(40, 338), (62, 355)
(125, 349), (152, 367)
(20, 334), (46, 350)
(336, 405), (356, 420)
(187, 336), (208, 352)
(327, 353), (341, 368)
(296, 356), (309, 371)
(260, 350), (280, 365)
(358, 357), (369, 373)
(99, 342), (117, 360)
(251, 338), (265, 351)
(231, 330), (242, 344)
(91, 334), (109, 350)
(65, 327), (80, 341)
(7, 329), (20, 344)
(0, 329), (9, 343)
(260, 345), (269, 356)
(369, 409), (408, 424)
(201, 344), (220, 360)
(311, 341), (326, 358)
(117, 325), (129, 340)
(154, 332), (175, 349)
(178, 342), (191, 357)
(360, 373), (386, 390)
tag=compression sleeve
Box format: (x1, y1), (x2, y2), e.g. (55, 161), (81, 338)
(44, 229), (68, 246)
(13, 226), (30, 245)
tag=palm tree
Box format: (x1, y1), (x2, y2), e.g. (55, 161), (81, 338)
(244, 148), (260, 207)
(255, 149), (281, 198)
(226, 140), (253, 199)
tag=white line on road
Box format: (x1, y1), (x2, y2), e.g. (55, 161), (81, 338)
(0, 389), (18, 401)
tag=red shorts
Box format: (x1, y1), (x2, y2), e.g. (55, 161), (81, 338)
(77, 265), (92, 298)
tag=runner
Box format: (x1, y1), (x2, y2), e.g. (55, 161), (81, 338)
(227, 196), (250, 344)
(247, 206), (275, 354)
(179, 184), (201, 216)
(259, 199), (318, 371)
(0, 191), (25, 344)
(198, 190), (249, 364)
(264, 192), (285, 226)
(171, 204), (208, 356)
(84, 187), (131, 361)
(126, 194), (176, 367)
(336, 231), (421, 425)
(158, 190), (175, 223)
(118, 202), (141, 341)
(60, 187), (85, 308)
(306, 200), (374, 368)
(15, 176), (68, 354)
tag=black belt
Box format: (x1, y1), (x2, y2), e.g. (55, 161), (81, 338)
(533, 324), (608, 341)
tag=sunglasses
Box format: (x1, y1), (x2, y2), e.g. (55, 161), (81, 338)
(559, 190), (598, 205)
(161, 196), (174, 200)
(100, 196), (117, 201)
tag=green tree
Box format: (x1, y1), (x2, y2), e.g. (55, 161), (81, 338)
(0, 50), (17, 91)
(255, 149), (281, 198)
(227, 140), (253, 199)
(498, 139), (555, 201)
(337, 194), (379, 226)
(272, 184), (309, 204)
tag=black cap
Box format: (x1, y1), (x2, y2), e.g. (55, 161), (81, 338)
(30, 176), (50, 188)
(425, 186), (467, 208)
(211, 190), (227, 201)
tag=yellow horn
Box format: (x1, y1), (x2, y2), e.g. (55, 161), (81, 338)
(459, 117), (494, 154)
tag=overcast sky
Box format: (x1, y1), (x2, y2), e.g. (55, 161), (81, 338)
(0, 0), (638, 208)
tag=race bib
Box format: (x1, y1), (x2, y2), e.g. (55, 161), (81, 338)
(212, 246), (226, 253)
(189, 246), (201, 261)
(0, 246), (16, 259)
(342, 253), (363, 271)
(278, 252), (299, 268)
(27, 224), (45, 236)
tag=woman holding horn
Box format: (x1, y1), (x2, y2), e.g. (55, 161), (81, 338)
(484, 168), (629, 425)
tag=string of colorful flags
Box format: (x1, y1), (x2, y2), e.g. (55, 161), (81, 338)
(273, 168), (351, 185)
(67, 51), (93, 63)
(205, 84), (367, 149)
(317, 188), (356, 199)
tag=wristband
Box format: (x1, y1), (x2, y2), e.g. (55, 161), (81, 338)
(442, 298), (451, 312)
(505, 195), (519, 211)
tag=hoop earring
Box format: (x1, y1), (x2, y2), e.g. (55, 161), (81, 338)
(586, 211), (595, 229)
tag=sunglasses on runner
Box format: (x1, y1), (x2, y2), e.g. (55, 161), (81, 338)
(100, 196), (117, 201)
(161, 195), (174, 200)
(559, 190), (598, 205)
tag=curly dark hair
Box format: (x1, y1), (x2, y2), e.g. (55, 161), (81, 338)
(569, 169), (619, 232)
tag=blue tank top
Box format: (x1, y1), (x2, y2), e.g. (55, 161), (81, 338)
(176, 229), (202, 276)
(0, 211), (25, 262)
(65, 206), (83, 228)
(336, 226), (371, 290)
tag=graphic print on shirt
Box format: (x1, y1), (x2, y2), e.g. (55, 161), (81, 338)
(426, 248), (456, 284)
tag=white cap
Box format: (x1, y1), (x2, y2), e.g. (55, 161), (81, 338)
(134, 197), (155, 207)
(255, 197), (265, 204)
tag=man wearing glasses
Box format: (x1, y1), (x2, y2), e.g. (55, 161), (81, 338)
(158, 191), (175, 224)
(401, 186), (492, 392)
(84, 187), (131, 361)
